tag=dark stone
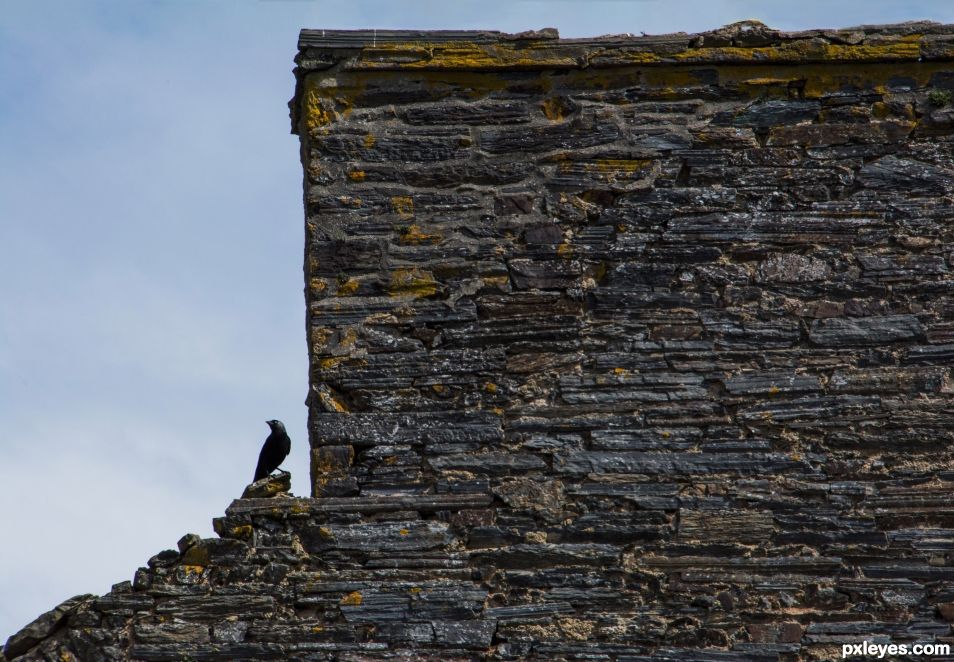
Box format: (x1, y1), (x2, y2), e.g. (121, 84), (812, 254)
(4, 594), (95, 659)
(17, 22), (954, 662)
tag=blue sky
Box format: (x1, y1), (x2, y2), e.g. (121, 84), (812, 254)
(3, 0), (954, 641)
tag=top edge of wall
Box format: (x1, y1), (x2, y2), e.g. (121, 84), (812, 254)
(295, 20), (954, 72)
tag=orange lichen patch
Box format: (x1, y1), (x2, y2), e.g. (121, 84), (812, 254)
(737, 77), (800, 98)
(318, 526), (335, 539)
(391, 196), (414, 217)
(484, 382), (498, 394)
(363, 133), (376, 148)
(399, 224), (442, 245)
(336, 278), (360, 296)
(661, 431), (672, 439)
(431, 384), (446, 393)
(541, 96), (573, 121)
(768, 385), (781, 396)
(388, 267), (438, 297)
(337, 195), (363, 208)
(409, 587), (422, 594)
(399, 528), (410, 536)
(341, 591), (363, 606)
(609, 50), (664, 65)
(317, 389), (349, 413)
(592, 158), (653, 174)
(310, 326), (333, 350)
(309, 278), (328, 296)
(318, 357), (346, 370)
(613, 367), (627, 376)
(300, 72), (367, 127)
(230, 525), (253, 539)
(556, 242), (573, 258)
(303, 88), (336, 130)
(339, 327), (359, 349)
(347, 170), (366, 182)
(180, 565), (205, 577)
(740, 76), (800, 86)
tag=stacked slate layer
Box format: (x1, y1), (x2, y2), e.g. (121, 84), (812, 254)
(8, 20), (954, 662)
(296, 19), (954, 659)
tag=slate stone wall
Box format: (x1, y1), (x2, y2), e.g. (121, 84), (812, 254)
(293, 20), (954, 657)
(8, 21), (954, 662)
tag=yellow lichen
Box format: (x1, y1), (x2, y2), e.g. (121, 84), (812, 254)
(337, 278), (360, 296)
(399, 528), (410, 536)
(304, 88), (336, 130)
(556, 242), (573, 258)
(399, 224), (442, 245)
(319, 357), (345, 370)
(318, 526), (335, 539)
(484, 382), (498, 394)
(347, 170), (366, 182)
(309, 278), (328, 295)
(390, 196), (414, 218)
(388, 267), (437, 298)
(671, 38), (921, 65)
(363, 134), (376, 148)
(181, 545), (210, 567)
(318, 389), (349, 413)
(591, 158), (653, 175)
(541, 96), (569, 121)
(340, 591), (363, 606)
(230, 525), (253, 539)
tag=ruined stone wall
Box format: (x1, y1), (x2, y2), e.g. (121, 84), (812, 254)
(8, 21), (954, 662)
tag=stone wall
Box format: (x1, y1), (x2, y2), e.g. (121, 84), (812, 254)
(7, 21), (954, 662)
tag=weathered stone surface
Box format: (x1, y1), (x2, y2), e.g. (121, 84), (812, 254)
(240, 471), (291, 499)
(4, 595), (94, 659)
(809, 315), (925, 346)
(13, 21), (954, 662)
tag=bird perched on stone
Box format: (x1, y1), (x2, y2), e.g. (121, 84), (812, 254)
(253, 420), (291, 482)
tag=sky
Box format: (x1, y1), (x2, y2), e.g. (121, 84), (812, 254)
(3, 0), (954, 642)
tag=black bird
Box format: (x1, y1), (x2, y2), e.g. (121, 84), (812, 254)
(253, 420), (291, 482)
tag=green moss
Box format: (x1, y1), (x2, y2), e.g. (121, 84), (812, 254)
(928, 88), (952, 106)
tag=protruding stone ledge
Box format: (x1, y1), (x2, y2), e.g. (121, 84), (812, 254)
(225, 493), (494, 518)
(296, 20), (954, 74)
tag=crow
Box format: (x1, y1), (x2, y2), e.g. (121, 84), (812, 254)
(253, 419), (291, 482)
